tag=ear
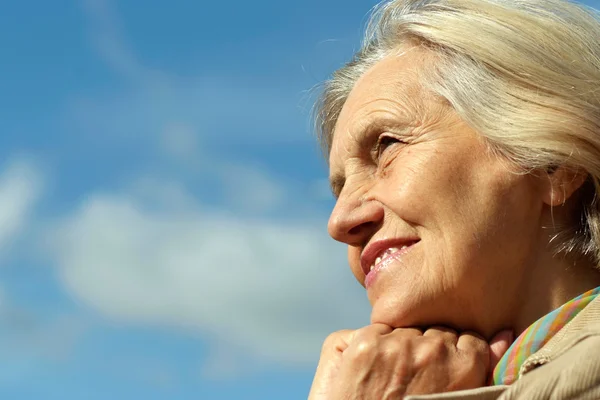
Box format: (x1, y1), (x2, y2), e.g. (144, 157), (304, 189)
(542, 166), (589, 206)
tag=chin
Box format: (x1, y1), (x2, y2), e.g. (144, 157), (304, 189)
(369, 294), (473, 332)
(369, 297), (425, 328)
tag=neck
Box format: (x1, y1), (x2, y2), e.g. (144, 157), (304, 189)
(513, 246), (600, 336)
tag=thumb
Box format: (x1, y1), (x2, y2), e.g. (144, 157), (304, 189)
(308, 330), (356, 400)
(488, 329), (514, 371)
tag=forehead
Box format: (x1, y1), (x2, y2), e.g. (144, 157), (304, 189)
(329, 49), (432, 168)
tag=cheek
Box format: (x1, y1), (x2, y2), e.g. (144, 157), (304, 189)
(423, 158), (539, 293)
(375, 146), (451, 225)
(379, 144), (533, 277)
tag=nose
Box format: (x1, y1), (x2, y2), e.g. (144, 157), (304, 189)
(328, 189), (384, 246)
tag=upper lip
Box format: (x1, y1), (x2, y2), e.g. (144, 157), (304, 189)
(360, 237), (420, 277)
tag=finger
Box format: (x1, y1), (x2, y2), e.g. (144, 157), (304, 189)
(389, 327), (423, 337)
(423, 326), (458, 345)
(320, 329), (355, 356)
(489, 330), (514, 371)
(456, 330), (490, 371)
(354, 323), (394, 338)
(346, 323), (393, 349)
(310, 330), (357, 400)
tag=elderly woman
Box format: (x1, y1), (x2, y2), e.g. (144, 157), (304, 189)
(308, 0), (600, 399)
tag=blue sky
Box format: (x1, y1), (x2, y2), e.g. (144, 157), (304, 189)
(0, 0), (380, 399)
(2, 0), (600, 399)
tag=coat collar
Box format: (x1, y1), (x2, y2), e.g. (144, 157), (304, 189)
(520, 294), (600, 378)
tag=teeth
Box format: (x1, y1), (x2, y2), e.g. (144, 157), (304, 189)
(368, 244), (414, 274)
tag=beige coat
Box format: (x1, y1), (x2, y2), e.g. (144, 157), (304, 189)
(407, 296), (600, 400)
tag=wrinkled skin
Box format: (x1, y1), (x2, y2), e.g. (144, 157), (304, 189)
(310, 47), (596, 399)
(308, 325), (512, 400)
(327, 50), (542, 336)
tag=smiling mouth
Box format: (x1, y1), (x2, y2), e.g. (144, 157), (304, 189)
(369, 246), (411, 272)
(363, 241), (419, 288)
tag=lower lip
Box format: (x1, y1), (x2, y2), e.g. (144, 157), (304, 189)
(364, 244), (415, 289)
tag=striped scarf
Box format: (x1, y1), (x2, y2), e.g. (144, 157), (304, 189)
(493, 286), (600, 385)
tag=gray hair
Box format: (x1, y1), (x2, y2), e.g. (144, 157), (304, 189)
(314, 0), (600, 263)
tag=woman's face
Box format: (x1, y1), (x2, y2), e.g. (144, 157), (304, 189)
(328, 51), (545, 337)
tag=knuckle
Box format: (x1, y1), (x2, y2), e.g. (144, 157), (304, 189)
(384, 338), (409, 355)
(427, 336), (449, 354)
(462, 342), (489, 365)
(322, 332), (338, 348)
(322, 330), (349, 351)
(461, 354), (478, 371)
(349, 337), (377, 359)
(353, 326), (381, 344)
(460, 352), (487, 375)
(429, 326), (457, 335)
(415, 337), (449, 367)
(346, 327), (384, 360)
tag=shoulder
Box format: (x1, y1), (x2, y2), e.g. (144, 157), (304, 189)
(499, 335), (600, 399)
(405, 301), (600, 400)
(500, 297), (600, 399)
(404, 337), (600, 400)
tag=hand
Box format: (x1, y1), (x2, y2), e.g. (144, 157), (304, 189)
(308, 324), (512, 400)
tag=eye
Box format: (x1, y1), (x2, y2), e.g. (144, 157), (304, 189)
(375, 135), (402, 159)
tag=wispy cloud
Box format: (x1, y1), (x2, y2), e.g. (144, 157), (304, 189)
(47, 176), (369, 369)
(0, 158), (43, 257)
(39, 0), (367, 379)
(71, 0), (307, 152)
(81, 0), (161, 84)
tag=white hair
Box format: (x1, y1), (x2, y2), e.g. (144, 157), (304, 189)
(315, 0), (600, 263)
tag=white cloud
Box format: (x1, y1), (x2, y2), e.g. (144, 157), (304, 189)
(219, 163), (288, 214)
(47, 175), (370, 370)
(0, 158), (43, 256)
(44, 0), (368, 378)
